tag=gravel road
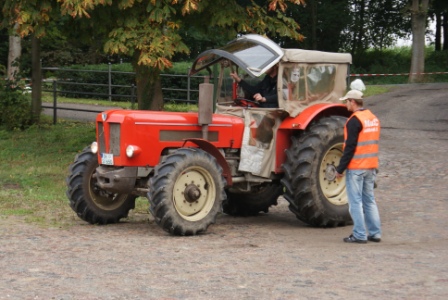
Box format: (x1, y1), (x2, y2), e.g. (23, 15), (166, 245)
(2, 83), (448, 299)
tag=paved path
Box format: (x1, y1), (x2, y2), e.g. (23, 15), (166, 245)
(42, 102), (125, 122)
(2, 83), (448, 299)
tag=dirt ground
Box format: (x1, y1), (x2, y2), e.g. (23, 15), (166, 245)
(1, 83), (448, 299)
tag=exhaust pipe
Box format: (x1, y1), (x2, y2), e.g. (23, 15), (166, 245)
(198, 77), (214, 140)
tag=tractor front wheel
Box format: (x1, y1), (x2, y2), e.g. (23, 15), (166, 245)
(66, 147), (136, 224)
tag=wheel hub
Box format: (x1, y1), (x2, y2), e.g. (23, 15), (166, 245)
(325, 164), (337, 181)
(184, 183), (202, 203)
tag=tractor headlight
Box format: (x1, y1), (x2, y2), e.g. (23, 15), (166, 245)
(126, 145), (141, 158)
(91, 141), (98, 154)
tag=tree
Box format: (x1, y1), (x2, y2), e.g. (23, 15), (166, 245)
(55, 0), (305, 110)
(2, 0), (305, 114)
(431, 0), (448, 51)
(445, 14), (448, 50)
(409, 0), (430, 83)
(2, 0), (57, 122)
(338, 0), (410, 56)
(7, 23), (21, 82)
(366, 0), (410, 50)
(275, 0), (350, 51)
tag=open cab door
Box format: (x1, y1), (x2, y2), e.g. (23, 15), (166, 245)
(190, 34), (284, 108)
(190, 34), (284, 78)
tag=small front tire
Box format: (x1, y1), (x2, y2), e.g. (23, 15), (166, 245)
(66, 147), (136, 224)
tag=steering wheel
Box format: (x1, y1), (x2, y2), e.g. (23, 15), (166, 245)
(233, 98), (260, 108)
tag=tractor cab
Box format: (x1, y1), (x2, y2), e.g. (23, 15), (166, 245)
(190, 34), (353, 179)
(190, 34), (352, 117)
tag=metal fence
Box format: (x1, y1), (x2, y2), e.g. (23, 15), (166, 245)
(39, 65), (448, 124)
(41, 65), (206, 104)
(40, 65), (210, 123)
(42, 66), (137, 102)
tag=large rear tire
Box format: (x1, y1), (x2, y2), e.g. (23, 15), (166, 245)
(148, 148), (226, 236)
(281, 116), (352, 227)
(66, 147), (136, 224)
(223, 183), (282, 216)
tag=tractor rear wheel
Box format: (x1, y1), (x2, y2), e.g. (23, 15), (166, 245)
(66, 147), (136, 224)
(148, 148), (226, 236)
(281, 116), (352, 227)
(223, 183), (282, 216)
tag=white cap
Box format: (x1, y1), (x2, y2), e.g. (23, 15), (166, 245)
(340, 90), (363, 101)
(350, 79), (366, 91)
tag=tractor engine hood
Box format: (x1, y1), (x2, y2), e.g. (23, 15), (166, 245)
(96, 110), (245, 168)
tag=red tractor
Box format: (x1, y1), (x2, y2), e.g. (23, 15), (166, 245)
(67, 34), (353, 235)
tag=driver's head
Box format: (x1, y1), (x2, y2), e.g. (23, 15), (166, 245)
(266, 64), (278, 78)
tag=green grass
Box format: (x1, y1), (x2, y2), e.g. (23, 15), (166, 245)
(0, 119), (151, 227)
(0, 85), (391, 227)
(0, 119), (96, 226)
(42, 92), (134, 109)
(363, 85), (393, 98)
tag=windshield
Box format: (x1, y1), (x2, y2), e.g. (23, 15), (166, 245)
(221, 40), (278, 72)
(190, 35), (284, 78)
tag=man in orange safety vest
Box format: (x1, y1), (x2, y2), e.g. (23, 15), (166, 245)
(336, 89), (382, 244)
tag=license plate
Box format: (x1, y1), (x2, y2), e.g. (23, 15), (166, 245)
(101, 153), (114, 165)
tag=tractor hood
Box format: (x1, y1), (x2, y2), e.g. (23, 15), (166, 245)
(190, 34), (284, 78)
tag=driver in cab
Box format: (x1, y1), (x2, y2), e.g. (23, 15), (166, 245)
(230, 65), (278, 108)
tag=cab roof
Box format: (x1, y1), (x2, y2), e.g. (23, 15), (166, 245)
(282, 49), (352, 64)
(190, 34), (352, 78)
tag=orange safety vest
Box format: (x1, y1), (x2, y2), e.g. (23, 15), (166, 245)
(344, 110), (380, 169)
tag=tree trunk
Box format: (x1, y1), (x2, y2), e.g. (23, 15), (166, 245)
(7, 24), (21, 82)
(409, 0), (429, 83)
(133, 56), (164, 110)
(31, 35), (42, 123)
(310, 0), (317, 50)
(435, 12), (442, 51)
(351, 0), (366, 56)
(443, 13), (448, 50)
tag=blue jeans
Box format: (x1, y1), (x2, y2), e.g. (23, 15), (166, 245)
(346, 169), (381, 240)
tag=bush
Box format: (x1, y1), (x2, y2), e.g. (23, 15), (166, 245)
(351, 47), (448, 85)
(0, 82), (33, 130)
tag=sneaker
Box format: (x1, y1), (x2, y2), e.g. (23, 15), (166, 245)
(343, 234), (367, 244)
(367, 236), (381, 243)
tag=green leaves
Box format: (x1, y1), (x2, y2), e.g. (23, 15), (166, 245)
(3, 0), (305, 67)
(181, 0), (200, 15)
(2, 0), (55, 37)
(2, 0), (306, 110)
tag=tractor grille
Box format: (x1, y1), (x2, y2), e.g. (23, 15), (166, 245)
(97, 122), (120, 155)
(109, 123), (121, 156)
(98, 122), (106, 154)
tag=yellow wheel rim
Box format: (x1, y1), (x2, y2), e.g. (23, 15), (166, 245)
(173, 166), (216, 221)
(319, 143), (347, 206)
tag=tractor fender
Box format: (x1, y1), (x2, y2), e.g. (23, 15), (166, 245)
(279, 103), (350, 130)
(182, 138), (233, 186)
(274, 103), (351, 173)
